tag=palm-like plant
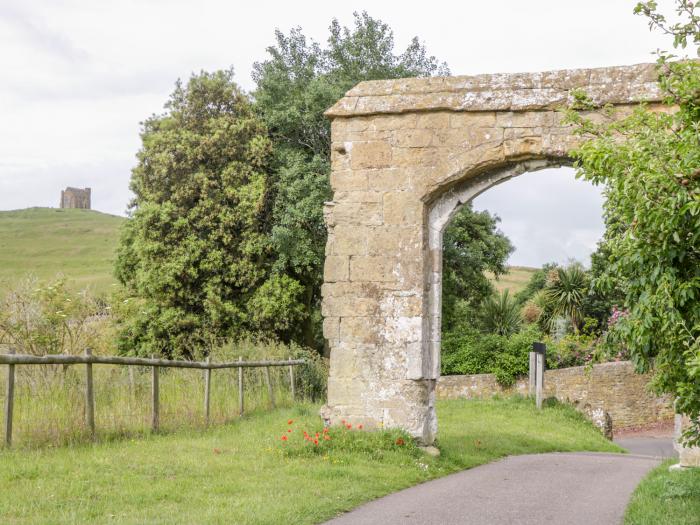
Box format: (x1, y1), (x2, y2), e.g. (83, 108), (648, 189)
(545, 265), (588, 333)
(481, 289), (521, 336)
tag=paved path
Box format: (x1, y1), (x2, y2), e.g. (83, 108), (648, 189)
(614, 436), (676, 459)
(324, 453), (660, 525)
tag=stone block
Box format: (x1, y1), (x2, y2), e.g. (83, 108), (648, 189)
(383, 191), (423, 225)
(323, 316), (340, 341)
(330, 170), (368, 191)
(449, 112), (497, 129)
(339, 317), (382, 344)
(334, 190), (384, 203)
(351, 141), (392, 169)
(416, 112), (449, 129)
(330, 225), (369, 256)
(393, 129), (434, 148)
(350, 256), (397, 282)
(331, 201), (383, 226)
(496, 110), (555, 128)
(322, 296), (379, 317)
(367, 168), (410, 191)
(323, 256), (349, 282)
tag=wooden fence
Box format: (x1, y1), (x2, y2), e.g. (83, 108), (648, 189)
(1, 349), (304, 447)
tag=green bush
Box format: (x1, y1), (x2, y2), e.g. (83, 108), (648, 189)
(441, 325), (543, 386)
(545, 333), (596, 369)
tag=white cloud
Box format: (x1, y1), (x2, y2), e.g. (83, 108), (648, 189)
(472, 167), (606, 267)
(0, 0), (680, 264)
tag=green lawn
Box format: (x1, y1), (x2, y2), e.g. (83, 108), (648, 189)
(624, 459), (700, 525)
(0, 397), (620, 524)
(0, 208), (124, 295)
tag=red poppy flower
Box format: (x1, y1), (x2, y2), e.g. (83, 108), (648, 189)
(287, 429), (292, 433)
(323, 428), (329, 434)
(357, 424), (363, 430)
(346, 423), (352, 429)
(281, 435), (288, 441)
(288, 419), (294, 425)
(395, 437), (405, 446)
(313, 439), (319, 445)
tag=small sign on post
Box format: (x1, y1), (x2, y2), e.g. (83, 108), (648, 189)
(532, 342), (546, 410)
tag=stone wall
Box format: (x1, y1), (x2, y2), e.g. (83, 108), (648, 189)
(436, 361), (674, 430)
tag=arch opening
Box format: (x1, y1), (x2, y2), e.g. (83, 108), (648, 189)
(424, 158), (573, 382)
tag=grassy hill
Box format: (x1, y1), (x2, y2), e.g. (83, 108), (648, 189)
(0, 207), (125, 295)
(0, 207), (536, 299)
(489, 265), (537, 295)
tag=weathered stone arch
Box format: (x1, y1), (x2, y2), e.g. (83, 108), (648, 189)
(321, 63), (663, 444)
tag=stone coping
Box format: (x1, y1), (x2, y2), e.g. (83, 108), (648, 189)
(325, 63), (663, 117)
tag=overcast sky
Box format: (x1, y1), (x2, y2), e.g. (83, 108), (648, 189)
(0, 0), (676, 267)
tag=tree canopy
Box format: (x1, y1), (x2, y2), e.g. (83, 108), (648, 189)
(568, 0), (700, 444)
(441, 203), (514, 332)
(253, 12), (449, 347)
(115, 70), (283, 356)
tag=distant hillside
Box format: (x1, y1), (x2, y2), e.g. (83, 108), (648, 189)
(0, 208), (125, 294)
(0, 207), (537, 299)
(488, 266), (537, 296)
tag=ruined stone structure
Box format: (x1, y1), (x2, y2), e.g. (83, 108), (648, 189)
(321, 63), (666, 445)
(436, 361), (674, 431)
(60, 187), (91, 209)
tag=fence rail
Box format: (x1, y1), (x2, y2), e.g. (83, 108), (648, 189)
(1, 350), (305, 448)
(0, 354), (304, 369)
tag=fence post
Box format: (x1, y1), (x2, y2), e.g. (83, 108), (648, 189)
(204, 356), (212, 425)
(238, 356), (244, 416)
(85, 348), (95, 438)
(151, 356), (159, 432)
(128, 366), (135, 399)
(265, 366), (275, 408)
(288, 358), (296, 402)
(528, 351), (537, 397)
(4, 348), (15, 447)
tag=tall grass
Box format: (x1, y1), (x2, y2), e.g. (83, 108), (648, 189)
(0, 341), (327, 449)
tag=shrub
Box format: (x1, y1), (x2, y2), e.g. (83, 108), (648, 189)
(480, 289), (521, 336)
(0, 276), (112, 356)
(441, 325), (543, 386)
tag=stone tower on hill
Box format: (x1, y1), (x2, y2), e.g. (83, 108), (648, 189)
(60, 187), (91, 209)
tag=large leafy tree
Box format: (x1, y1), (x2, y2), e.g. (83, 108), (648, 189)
(568, 0), (700, 444)
(115, 70), (305, 356)
(253, 12), (449, 347)
(441, 204), (514, 332)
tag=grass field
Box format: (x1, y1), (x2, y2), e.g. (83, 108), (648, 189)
(0, 397), (620, 524)
(488, 265), (538, 295)
(0, 207), (537, 299)
(624, 459), (700, 525)
(0, 207), (124, 295)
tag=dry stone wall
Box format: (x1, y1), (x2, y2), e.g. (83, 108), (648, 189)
(436, 361), (674, 430)
(322, 63), (665, 444)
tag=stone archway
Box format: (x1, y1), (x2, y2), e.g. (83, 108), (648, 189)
(321, 63), (663, 444)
